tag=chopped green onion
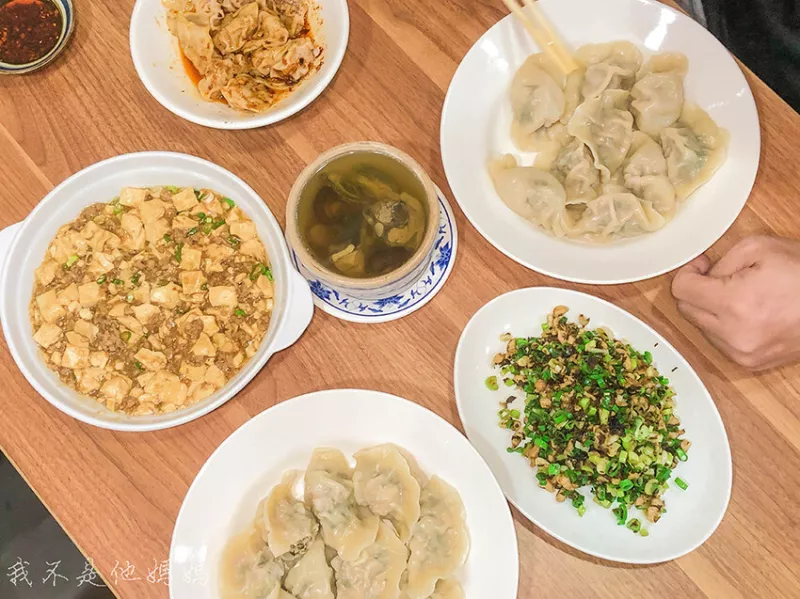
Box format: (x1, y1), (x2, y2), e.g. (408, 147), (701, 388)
(130, 272), (142, 286)
(200, 283), (208, 291)
(577, 505), (587, 517)
(163, 234), (172, 243)
(112, 278), (124, 286)
(619, 479), (634, 491)
(676, 447), (688, 462)
(485, 376), (499, 391)
(134, 361), (144, 370)
(547, 463), (559, 476)
(222, 197), (235, 209)
(234, 308), (247, 317)
(165, 185), (180, 193)
(211, 217), (226, 230)
(187, 227), (199, 236)
(249, 262), (270, 281)
(227, 235), (241, 247)
(675, 477), (688, 490)
(194, 190), (203, 200)
(64, 254), (79, 269)
(612, 503), (628, 526)
(96, 275), (107, 284)
(120, 331), (132, 343)
(195, 212), (206, 221)
(643, 351), (653, 365)
(626, 518), (641, 533)
(509, 409), (520, 418)
(175, 242), (184, 263)
(503, 378), (515, 387)
(639, 528), (649, 537)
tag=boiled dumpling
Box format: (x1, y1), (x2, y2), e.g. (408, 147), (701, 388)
(352, 444), (421, 542)
(660, 103), (729, 201)
(219, 528), (285, 599)
(510, 54), (566, 150)
(304, 448), (379, 561)
(429, 579), (465, 599)
(199, 55), (248, 101)
(213, 2), (260, 54)
(284, 536), (335, 599)
(561, 67), (585, 125)
(547, 138), (600, 204)
(575, 41), (642, 100)
(332, 520), (409, 599)
(568, 89), (635, 181)
(173, 13), (215, 74)
(519, 122), (571, 170)
(623, 132), (676, 217)
(258, 470), (320, 558)
(221, 75), (276, 112)
(574, 193), (666, 240)
(402, 477), (470, 599)
(631, 53), (688, 136)
(268, 589), (298, 599)
(242, 10), (290, 52)
(489, 155), (573, 237)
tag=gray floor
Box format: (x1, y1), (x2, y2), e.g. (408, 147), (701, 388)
(0, 452), (113, 599)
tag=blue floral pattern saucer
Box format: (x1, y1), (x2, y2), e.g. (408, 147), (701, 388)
(288, 189), (458, 323)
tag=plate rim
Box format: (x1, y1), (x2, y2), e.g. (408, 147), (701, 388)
(169, 387), (521, 597)
(440, 3), (761, 285)
(453, 286), (733, 564)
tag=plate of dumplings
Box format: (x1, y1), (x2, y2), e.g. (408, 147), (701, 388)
(441, 0), (760, 284)
(169, 389), (519, 598)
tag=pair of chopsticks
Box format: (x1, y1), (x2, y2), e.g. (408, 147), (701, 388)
(501, 0), (578, 77)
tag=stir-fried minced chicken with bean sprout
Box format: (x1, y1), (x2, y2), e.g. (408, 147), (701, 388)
(29, 186), (274, 416)
(488, 306), (691, 534)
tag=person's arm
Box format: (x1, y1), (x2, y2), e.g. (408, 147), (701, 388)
(671, 235), (800, 370)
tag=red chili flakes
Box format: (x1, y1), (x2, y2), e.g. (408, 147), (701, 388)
(0, 0), (63, 65)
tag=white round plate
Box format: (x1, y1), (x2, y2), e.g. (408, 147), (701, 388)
(288, 189), (458, 323)
(454, 288), (732, 563)
(441, 0), (760, 284)
(170, 389), (519, 597)
(130, 0), (349, 129)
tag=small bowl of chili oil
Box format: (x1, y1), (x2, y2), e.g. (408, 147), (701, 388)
(0, 0), (74, 75)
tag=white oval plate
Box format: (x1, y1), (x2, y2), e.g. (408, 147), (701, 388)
(170, 389), (519, 598)
(130, 0), (349, 129)
(441, 0), (760, 284)
(454, 288), (732, 563)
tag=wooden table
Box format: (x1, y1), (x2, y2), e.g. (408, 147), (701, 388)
(1, 1), (799, 597)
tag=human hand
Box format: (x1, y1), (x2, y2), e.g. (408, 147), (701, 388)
(671, 235), (800, 370)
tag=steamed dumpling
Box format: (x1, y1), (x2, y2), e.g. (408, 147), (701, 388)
(510, 54), (566, 150)
(568, 89), (635, 181)
(402, 477), (470, 599)
(284, 536), (335, 599)
(489, 155), (573, 237)
(332, 520), (409, 599)
(547, 138), (600, 204)
(304, 448), (379, 561)
(219, 528), (285, 599)
(631, 53), (688, 136)
(575, 41), (642, 100)
(623, 132), (676, 217)
(659, 103), (729, 201)
(573, 193), (666, 240)
(353, 444), (421, 542)
(258, 470), (320, 558)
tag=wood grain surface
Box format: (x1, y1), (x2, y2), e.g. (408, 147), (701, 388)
(1, 1), (799, 597)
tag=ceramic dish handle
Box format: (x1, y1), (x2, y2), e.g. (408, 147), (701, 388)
(274, 268), (314, 352)
(0, 221), (23, 279)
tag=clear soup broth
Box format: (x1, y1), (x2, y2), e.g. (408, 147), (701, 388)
(297, 152), (429, 279)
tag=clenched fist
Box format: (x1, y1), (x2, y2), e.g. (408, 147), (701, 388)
(672, 236), (800, 370)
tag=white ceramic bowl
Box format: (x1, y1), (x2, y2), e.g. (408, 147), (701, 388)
(0, 152), (314, 432)
(454, 288), (732, 563)
(130, 0), (349, 129)
(441, 0), (760, 284)
(170, 389), (519, 599)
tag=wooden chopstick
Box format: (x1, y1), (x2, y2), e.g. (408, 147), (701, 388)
(502, 0), (577, 76)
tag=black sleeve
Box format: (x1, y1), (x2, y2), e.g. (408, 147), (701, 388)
(702, 0), (800, 112)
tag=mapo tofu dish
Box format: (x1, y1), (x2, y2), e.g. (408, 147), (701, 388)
(29, 186), (274, 416)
